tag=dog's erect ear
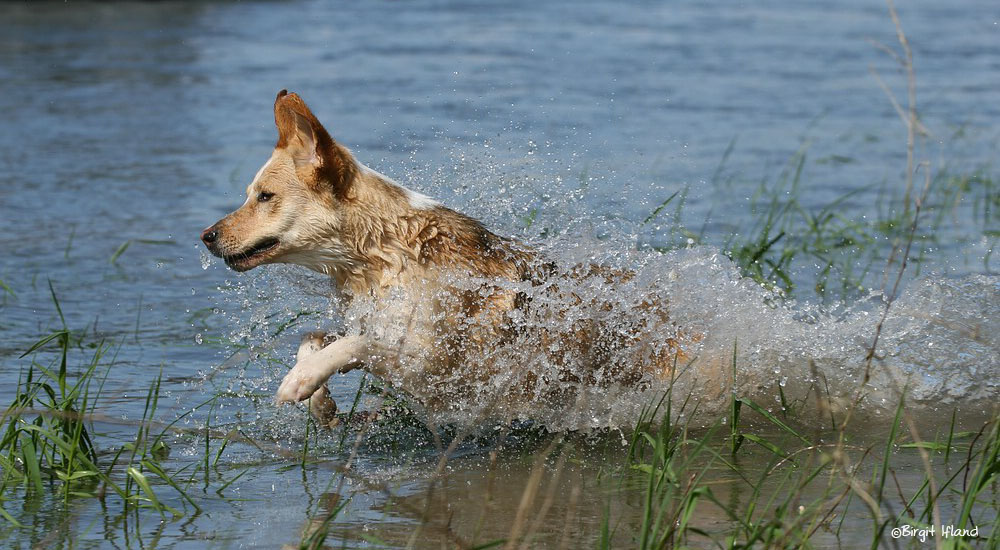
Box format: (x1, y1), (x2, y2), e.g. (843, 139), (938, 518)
(273, 90), (357, 198)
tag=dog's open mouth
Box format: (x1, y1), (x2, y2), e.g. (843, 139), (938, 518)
(223, 237), (280, 271)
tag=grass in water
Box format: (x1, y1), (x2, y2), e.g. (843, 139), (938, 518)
(0, 327), (199, 523)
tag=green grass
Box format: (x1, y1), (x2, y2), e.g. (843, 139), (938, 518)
(0, 329), (197, 523)
(605, 390), (999, 550)
(644, 143), (998, 303)
(0, 287), (267, 531)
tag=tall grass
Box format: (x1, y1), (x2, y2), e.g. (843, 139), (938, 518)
(0, 285), (246, 532)
(606, 394), (998, 549)
(0, 326), (200, 524)
(673, 142), (997, 302)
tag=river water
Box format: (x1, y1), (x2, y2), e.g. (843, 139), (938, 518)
(1, 1), (997, 548)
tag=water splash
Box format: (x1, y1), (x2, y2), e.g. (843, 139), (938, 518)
(210, 239), (997, 433)
(207, 147), (998, 432)
(655, 248), (999, 428)
(200, 249), (213, 270)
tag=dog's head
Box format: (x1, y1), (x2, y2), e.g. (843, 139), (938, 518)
(201, 90), (358, 272)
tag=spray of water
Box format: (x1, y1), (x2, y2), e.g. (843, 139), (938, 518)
(211, 147), (999, 432)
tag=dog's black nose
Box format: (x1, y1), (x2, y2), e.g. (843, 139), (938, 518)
(201, 227), (219, 244)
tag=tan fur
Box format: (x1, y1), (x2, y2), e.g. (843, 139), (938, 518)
(202, 91), (692, 418)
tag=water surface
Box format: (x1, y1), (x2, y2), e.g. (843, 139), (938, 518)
(1, 1), (997, 548)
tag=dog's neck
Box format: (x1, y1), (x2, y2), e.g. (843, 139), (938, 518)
(300, 165), (532, 296)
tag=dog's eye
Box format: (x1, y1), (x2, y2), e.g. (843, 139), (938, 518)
(257, 192), (275, 202)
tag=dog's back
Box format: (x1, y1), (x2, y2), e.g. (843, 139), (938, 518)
(202, 90), (694, 420)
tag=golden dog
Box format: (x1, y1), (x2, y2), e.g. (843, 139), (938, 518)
(202, 91), (689, 422)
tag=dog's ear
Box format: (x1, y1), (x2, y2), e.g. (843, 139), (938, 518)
(273, 90), (357, 198)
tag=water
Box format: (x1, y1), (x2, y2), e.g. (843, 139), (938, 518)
(1, 1), (998, 548)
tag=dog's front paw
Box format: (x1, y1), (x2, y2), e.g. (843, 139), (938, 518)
(306, 384), (339, 427)
(276, 366), (325, 403)
(277, 331), (332, 404)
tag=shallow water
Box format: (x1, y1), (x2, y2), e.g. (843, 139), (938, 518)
(1, 1), (998, 548)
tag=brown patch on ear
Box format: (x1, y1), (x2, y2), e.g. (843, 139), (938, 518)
(273, 90), (358, 199)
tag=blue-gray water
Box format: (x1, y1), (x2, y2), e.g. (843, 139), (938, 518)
(1, 1), (997, 548)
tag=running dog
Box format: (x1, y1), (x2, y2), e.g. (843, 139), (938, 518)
(201, 91), (690, 422)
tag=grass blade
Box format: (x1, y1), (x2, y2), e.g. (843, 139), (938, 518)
(738, 398), (811, 446)
(642, 190), (680, 226)
(0, 278), (14, 298)
(20, 434), (44, 494)
(109, 240), (131, 265)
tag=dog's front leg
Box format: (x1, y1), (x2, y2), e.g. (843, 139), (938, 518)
(276, 334), (366, 404)
(294, 332), (340, 426)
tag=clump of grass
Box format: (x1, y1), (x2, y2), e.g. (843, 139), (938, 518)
(0, 291), (206, 526)
(617, 392), (718, 549)
(673, 143), (998, 302)
(602, 388), (999, 549)
(638, 120), (997, 304)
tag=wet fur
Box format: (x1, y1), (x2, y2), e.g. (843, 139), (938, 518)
(203, 90), (689, 419)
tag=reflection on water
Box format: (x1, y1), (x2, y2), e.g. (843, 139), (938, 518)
(0, 0), (998, 548)
(285, 424), (973, 549)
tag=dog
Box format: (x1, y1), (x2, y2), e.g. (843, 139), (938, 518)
(202, 90), (692, 423)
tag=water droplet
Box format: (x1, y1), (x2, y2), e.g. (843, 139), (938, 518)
(194, 333), (203, 345)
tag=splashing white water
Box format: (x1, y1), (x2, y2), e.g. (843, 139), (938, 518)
(213, 239), (997, 432)
(209, 148), (998, 431)
(657, 248), (999, 427)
